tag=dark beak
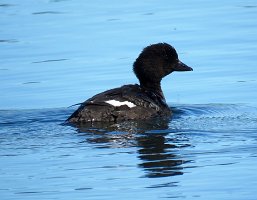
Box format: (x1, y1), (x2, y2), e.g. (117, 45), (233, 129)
(174, 60), (193, 71)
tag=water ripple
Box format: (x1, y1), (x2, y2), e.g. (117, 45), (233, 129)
(171, 104), (257, 132)
(32, 11), (63, 15)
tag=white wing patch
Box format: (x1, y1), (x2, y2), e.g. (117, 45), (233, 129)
(105, 100), (136, 108)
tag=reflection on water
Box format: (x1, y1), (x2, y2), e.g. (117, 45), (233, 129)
(72, 118), (190, 178)
(137, 134), (188, 178)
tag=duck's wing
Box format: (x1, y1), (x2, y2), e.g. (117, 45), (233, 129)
(67, 84), (169, 123)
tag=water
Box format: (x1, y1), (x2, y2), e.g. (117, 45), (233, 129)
(1, 105), (257, 199)
(1, 0), (257, 199)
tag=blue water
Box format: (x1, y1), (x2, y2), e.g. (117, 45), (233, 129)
(1, 1), (257, 200)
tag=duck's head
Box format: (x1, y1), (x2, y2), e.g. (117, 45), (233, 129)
(133, 43), (193, 90)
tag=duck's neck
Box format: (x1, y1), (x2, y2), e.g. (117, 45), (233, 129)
(140, 81), (165, 100)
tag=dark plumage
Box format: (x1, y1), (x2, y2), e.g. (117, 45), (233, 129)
(67, 43), (193, 123)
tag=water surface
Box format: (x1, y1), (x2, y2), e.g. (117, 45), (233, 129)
(1, 0), (257, 200)
(1, 104), (257, 200)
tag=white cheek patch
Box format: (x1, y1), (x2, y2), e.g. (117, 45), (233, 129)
(105, 100), (136, 108)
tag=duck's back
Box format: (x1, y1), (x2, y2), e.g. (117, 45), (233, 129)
(67, 84), (171, 123)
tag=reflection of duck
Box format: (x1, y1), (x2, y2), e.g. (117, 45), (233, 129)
(67, 43), (192, 123)
(74, 119), (190, 178)
(137, 135), (187, 178)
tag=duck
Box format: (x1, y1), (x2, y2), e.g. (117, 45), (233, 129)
(67, 42), (193, 123)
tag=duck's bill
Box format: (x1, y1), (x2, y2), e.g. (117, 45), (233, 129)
(174, 60), (193, 71)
